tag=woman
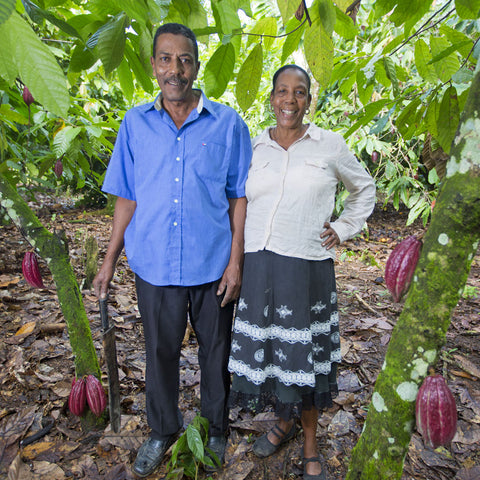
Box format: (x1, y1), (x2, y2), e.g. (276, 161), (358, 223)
(228, 65), (376, 480)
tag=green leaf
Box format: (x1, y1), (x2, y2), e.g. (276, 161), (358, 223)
(211, 0), (241, 36)
(53, 126), (82, 157)
(0, 104), (28, 125)
(425, 97), (440, 138)
(414, 38), (437, 83)
(334, 6), (357, 40)
(304, 19), (333, 89)
(440, 24), (474, 58)
(455, 0), (480, 19)
(204, 42), (235, 98)
(117, 57), (134, 102)
(277, 0), (300, 23)
(383, 56), (399, 95)
(247, 16), (277, 50)
(69, 43), (96, 73)
(428, 40), (471, 65)
(395, 97), (421, 139)
(186, 424), (204, 461)
(235, 43), (263, 111)
(97, 13), (128, 76)
(125, 43), (154, 94)
(430, 36), (460, 83)
(0, 0), (15, 27)
(317, 0), (336, 36)
(22, 0), (81, 38)
(436, 85), (459, 154)
(281, 17), (305, 64)
(0, 12), (68, 116)
(344, 99), (389, 138)
(167, 0), (208, 32)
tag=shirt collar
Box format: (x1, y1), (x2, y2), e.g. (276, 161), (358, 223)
(254, 123), (317, 148)
(152, 89), (215, 117)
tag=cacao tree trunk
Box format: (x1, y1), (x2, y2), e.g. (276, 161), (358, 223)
(345, 71), (480, 478)
(0, 174), (101, 381)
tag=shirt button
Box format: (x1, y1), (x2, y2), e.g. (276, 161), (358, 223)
(175, 177), (179, 182)
(173, 222), (178, 226)
(177, 137), (181, 141)
(176, 157), (180, 161)
(174, 199), (178, 203)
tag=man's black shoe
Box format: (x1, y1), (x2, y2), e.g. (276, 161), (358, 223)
(132, 436), (175, 477)
(205, 435), (226, 473)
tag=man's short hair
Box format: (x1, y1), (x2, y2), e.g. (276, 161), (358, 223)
(152, 23), (199, 63)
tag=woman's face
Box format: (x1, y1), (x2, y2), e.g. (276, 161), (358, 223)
(270, 69), (311, 130)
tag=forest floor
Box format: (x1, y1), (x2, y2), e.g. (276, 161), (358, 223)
(0, 197), (479, 480)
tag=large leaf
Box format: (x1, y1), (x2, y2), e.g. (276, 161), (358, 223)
(395, 97), (421, 139)
(304, 19), (333, 89)
(167, 0), (208, 32)
(455, 0), (480, 19)
(22, 0), (81, 38)
(247, 16), (277, 50)
(344, 99), (389, 138)
(425, 96), (440, 138)
(204, 42), (235, 98)
(316, 0), (336, 36)
(281, 16), (305, 63)
(430, 36), (460, 83)
(53, 126), (82, 157)
(235, 43), (263, 111)
(116, 57), (134, 102)
(436, 85), (459, 154)
(124, 43), (154, 94)
(69, 43), (96, 73)
(0, 12), (68, 116)
(383, 56), (399, 95)
(334, 6), (357, 40)
(186, 424), (204, 461)
(0, 0), (14, 26)
(97, 13), (128, 76)
(277, 0), (301, 24)
(212, 0), (241, 36)
(414, 38), (437, 83)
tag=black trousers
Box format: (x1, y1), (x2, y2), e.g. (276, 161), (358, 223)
(135, 275), (234, 440)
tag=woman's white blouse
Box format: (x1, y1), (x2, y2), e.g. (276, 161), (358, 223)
(244, 123), (376, 261)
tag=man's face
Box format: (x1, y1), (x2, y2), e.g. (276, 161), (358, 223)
(150, 33), (200, 104)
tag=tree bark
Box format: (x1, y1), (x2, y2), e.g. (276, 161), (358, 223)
(0, 175), (101, 382)
(345, 70), (480, 479)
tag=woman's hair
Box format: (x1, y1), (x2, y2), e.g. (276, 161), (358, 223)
(152, 23), (199, 63)
(271, 65), (311, 95)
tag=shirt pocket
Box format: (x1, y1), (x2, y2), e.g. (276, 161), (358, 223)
(191, 141), (227, 182)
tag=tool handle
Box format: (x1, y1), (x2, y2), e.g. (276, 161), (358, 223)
(99, 297), (109, 331)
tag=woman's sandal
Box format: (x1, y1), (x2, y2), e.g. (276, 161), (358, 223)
(303, 456), (327, 480)
(252, 422), (296, 458)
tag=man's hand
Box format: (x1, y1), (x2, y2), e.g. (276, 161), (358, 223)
(320, 221), (340, 250)
(216, 262), (242, 307)
(92, 261), (115, 299)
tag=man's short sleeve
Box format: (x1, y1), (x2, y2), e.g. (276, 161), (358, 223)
(226, 116), (252, 198)
(102, 112), (136, 201)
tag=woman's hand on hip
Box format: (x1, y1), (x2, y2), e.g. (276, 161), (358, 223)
(320, 222), (340, 250)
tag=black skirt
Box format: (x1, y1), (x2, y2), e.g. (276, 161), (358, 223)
(228, 250), (340, 420)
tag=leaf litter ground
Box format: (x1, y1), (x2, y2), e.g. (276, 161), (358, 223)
(0, 199), (479, 480)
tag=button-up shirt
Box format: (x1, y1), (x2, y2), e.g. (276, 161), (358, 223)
(244, 124), (375, 261)
(102, 90), (252, 286)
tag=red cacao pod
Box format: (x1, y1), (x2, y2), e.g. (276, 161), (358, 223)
(385, 236), (421, 302)
(85, 374), (107, 416)
(69, 377), (87, 416)
(371, 151), (379, 163)
(54, 159), (63, 178)
(22, 86), (35, 107)
(22, 252), (45, 288)
(415, 374), (457, 448)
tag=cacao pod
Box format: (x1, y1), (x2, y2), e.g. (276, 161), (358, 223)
(371, 151), (379, 163)
(69, 377), (87, 416)
(416, 374), (457, 448)
(85, 374), (107, 416)
(385, 236), (421, 302)
(22, 252), (45, 288)
(54, 159), (63, 178)
(22, 86), (35, 107)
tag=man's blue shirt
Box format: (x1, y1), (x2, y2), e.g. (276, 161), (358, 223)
(102, 91), (252, 286)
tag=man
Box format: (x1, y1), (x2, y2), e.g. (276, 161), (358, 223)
(93, 23), (252, 478)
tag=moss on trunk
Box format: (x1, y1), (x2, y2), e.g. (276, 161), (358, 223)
(0, 175), (101, 381)
(345, 70), (480, 479)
